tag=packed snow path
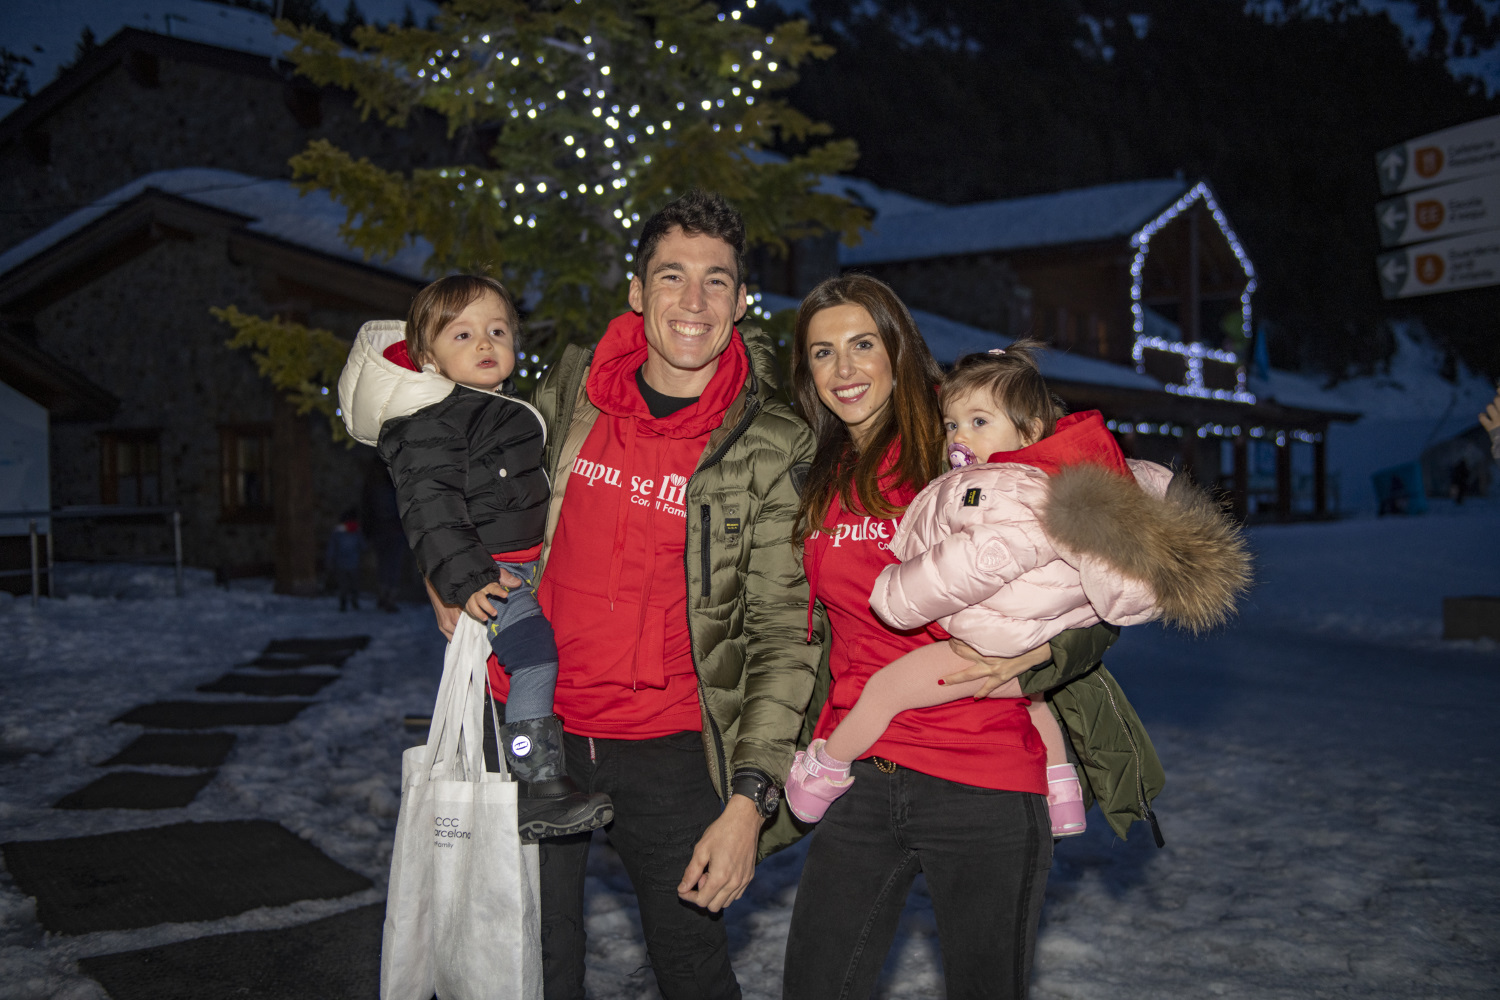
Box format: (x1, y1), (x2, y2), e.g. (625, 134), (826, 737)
(1, 499), (1497, 999)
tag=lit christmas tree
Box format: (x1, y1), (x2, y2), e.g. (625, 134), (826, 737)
(226, 0), (867, 430)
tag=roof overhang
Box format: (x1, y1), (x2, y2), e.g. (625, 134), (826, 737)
(0, 326), (118, 421)
(0, 187), (423, 318)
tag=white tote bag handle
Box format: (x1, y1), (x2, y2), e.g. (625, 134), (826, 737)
(427, 614), (503, 784)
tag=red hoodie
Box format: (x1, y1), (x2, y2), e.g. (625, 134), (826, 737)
(804, 441), (1047, 794)
(489, 312), (750, 739)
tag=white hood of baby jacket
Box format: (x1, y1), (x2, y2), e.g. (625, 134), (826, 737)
(337, 319), (456, 447)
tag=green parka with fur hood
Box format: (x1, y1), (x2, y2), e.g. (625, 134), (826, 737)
(533, 324), (823, 819)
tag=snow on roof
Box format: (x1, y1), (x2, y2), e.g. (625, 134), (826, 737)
(0, 0), (440, 121)
(815, 174), (940, 221)
(756, 292), (1163, 393)
(0, 167), (432, 282)
(840, 178), (1190, 266)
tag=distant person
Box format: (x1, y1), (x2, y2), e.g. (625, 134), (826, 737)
(1450, 458), (1472, 504)
(324, 506), (365, 612)
(784, 342), (1249, 840)
(1380, 474), (1411, 516)
(1481, 386), (1500, 464)
(340, 274), (612, 842)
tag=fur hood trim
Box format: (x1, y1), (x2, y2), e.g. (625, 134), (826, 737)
(1041, 463), (1252, 634)
(337, 319), (458, 446)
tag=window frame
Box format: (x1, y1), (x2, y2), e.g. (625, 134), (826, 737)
(218, 423), (275, 523)
(99, 429), (163, 507)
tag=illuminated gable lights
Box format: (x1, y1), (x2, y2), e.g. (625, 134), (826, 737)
(1128, 181), (1258, 404)
(1131, 335), (1255, 404)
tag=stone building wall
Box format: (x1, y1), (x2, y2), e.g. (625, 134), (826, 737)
(0, 38), (466, 252)
(33, 228), (382, 573)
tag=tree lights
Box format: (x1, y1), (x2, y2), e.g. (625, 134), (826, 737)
(274, 0), (869, 390)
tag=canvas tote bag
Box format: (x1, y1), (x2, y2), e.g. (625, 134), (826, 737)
(381, 613), (543, 1000)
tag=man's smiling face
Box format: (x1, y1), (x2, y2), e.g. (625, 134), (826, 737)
(628, 226), (748, 397)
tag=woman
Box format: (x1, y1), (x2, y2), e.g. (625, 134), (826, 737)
(781, 274), (1110, 1000)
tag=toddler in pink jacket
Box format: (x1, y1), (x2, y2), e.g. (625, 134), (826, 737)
(787, 342), (1249, 835)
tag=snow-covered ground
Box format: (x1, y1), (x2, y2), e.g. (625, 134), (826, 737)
(1, 497), (1498, 999)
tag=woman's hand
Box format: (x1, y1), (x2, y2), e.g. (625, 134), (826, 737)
(942, 639), (1052, 699)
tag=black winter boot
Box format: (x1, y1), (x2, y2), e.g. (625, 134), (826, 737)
(501, 715), (613, 843)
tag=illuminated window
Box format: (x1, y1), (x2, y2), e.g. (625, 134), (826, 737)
(99, 430), (161, 506)
(219, 425), (273, 520)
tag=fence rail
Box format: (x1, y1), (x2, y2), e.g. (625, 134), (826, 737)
(0, 507), (183, 606)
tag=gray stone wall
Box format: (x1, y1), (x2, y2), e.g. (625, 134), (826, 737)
(34, 229), (381, 573)
(0, 46), (464, 252)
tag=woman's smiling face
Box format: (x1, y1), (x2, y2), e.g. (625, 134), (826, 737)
(806, 303), (894, 451)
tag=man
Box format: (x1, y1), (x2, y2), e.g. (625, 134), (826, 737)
(503, 189), (818, 998)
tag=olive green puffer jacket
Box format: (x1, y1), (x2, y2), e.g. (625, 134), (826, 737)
(1019, 632), (1166, 844)
(533, 326), (823, 807)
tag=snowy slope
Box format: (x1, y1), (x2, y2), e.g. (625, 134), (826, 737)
(2, 495), (1497, 998)
(1251, 324), (1499, 514)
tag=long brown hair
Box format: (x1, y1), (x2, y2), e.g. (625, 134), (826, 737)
(792, 274), (945, 541)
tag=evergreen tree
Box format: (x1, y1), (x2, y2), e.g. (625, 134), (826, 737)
(224, 0), (866, 437)
(0, 48), (33, 99)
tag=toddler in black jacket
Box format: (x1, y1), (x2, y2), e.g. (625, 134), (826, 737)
(355, 275), (610, 842)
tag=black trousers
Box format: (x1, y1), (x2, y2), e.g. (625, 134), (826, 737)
(538, 730), (741, 1000)
(783, 759), (1053, 1000)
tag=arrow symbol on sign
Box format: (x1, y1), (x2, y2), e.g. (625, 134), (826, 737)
(1379, 150), (1404, 180)
(1379, 204), (1405, 231)
(1380, 256), (1406, 285)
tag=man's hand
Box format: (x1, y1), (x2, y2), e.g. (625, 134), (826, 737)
(425, 570), (525, 639)
(424, 577), (461, 641)
(1479, 390), (1500, 434)
(677, 795), (760, 913)
(943, 639), (1051, 699)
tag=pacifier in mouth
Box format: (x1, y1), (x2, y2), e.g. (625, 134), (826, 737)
(948, 442), (976, 469)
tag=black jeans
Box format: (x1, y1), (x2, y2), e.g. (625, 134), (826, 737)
(783, 759), (1053, 1000)
(538, 730), (741, 1000)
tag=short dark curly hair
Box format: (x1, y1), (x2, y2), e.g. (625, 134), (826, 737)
(635, 189), (746, 288)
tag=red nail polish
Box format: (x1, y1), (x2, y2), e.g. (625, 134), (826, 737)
(937, 679), (945, 685)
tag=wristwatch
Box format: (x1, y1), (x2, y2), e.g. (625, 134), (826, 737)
(731, 768), (780, 820)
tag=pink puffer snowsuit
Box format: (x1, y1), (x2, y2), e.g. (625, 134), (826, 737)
(870, 412), (1175, 658)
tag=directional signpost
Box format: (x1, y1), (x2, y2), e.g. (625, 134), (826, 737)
(1375, 174), (1500, 247)
(1377, 230), (1500, 299)
(1376, 115), (1500, 297)
(1376, 114), (1500, 196)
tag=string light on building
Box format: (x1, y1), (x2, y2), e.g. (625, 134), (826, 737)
(1127, 181), (1258, 403)
(1131, 334), (1256, 404)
